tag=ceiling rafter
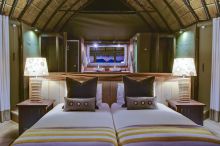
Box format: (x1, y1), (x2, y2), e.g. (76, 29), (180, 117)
(120, 0), (154, 31)
(163, 0), (184, 28)
(32, 0), (52, 27)
(147, 0), (172, 32)
(134, 0), (162, 32)
(0, 0), (6, 15)
(18, 0), (33, 20)
(59, 0), (95, 32)
(42, 0), (68, 31)
(201, 0), (211, 20)
(214, 0), (220, 16)
(9, 0), (18, 17)
(52, 0), (81, 31)
(183, 0), (199, 22)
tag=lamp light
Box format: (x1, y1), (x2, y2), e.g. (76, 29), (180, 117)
(24, 57), (48, 101)
(172, 58), (197, 102)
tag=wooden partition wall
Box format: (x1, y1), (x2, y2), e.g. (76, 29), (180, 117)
(37, 73), (187, 106)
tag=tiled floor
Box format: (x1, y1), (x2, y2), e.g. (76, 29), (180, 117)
(0, 119), (220, 146)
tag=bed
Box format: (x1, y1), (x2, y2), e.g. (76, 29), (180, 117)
(111, 103), (220, 146)
(12, 103), (117, 146)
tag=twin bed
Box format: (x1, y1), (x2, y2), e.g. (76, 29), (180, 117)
(12, 103), (220, 146)
(12, 75), (220, 146)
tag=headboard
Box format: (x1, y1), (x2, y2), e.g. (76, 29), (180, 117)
(35, 73), (190, 106)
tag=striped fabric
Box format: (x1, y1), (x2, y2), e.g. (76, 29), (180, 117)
(117, 125), (220, 146)
(12, 127), (117, 146)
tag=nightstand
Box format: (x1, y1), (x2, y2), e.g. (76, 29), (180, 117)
(17, 99), (55, 134)
(167, 99), (205, 125)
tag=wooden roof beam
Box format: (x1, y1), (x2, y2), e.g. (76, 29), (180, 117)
(201, 0), (211, 20)
(32, 0), (52, 27)
(214, 0), (220, 17)
(134, 0), (162, 32)
(42, 0), (68, 31)
(0, 0), (6, 15)
(9, 0), (18, 17)
(120, 0), (154, 31)
(163, 0), (184, 28)
(183, 0), (199, 22)
(52, 0), (80, 31)
(18, 0), (33, 20)
(148, 0), (172, 32)
(59, 0), (95, 32)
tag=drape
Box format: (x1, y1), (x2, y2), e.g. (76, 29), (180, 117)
(0, 15), (10, 122)
(210, 17), (220, 122)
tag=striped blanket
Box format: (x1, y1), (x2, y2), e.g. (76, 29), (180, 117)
(117, 125), (220, 146)
(12, 127), (117, 146)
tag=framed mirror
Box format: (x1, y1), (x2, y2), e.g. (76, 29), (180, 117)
(87, 44), (127, 66)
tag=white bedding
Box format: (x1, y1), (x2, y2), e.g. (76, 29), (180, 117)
(32, 103), (114, 129)
(13, 103), (117, 146)
(111, 103), (196, 130)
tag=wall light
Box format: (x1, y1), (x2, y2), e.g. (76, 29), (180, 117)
(201, 25), (206, 29)
(93, 43), (98, 48)
(34, 28), (38, 32)
(179, 29), (184, 34)
(12, 24), (17, 28)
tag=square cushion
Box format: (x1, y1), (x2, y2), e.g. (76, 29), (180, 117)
(66, 77), (98, 98)
(123, 76), (155, 106)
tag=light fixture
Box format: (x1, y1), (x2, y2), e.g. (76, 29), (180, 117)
(12, 24), (17, 28)
(179, 29), (184, 34)
(172, 58), (197, 102)
(34, 28), (38, 32)
(24, 57), (49, 101)
(93, 43), (98, 48)
(201, 25), (206, 29)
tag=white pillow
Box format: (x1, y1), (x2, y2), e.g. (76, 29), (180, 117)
(96, 83), (102, 107)
(116, 83), (125, 106)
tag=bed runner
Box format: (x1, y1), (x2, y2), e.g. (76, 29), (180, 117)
(117, 125), (220, 146)
(12, 127), (117, 146)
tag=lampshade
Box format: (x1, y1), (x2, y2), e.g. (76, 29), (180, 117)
(24, 57), (49, 77)
(172, 58), (197, 76)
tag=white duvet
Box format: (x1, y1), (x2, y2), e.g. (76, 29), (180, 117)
(111, 103), (196, 130)
(32, 103), (114, 129)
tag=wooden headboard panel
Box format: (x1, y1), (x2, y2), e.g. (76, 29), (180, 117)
(37, 72), (190, 106)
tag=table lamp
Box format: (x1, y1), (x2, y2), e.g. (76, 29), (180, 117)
(24, 57), (49, 101)
(172, 58), (197, 102)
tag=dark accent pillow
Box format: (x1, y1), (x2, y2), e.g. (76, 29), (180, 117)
(127, 97), (157, 110)
(66, 77), (98, 98)
(64, 97), (95, 112)
(123, 76), (155, 106)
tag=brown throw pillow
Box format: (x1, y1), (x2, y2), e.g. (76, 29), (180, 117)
(123, 76), (155, 106)
(127, 97), (157, 110)
(66, 77), (98, 98)
(64, 97), (95, 111)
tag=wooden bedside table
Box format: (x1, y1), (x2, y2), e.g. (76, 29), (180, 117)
(167, 99), (205, 125)
(17, 99), (55, 134)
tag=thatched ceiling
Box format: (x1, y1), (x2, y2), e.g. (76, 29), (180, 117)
(0, 0), (219, 32)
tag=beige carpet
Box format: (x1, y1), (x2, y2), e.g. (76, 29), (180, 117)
(0, 119), (220, 146)
(204, 119), (220, 137)
(0, 121), (18, 146)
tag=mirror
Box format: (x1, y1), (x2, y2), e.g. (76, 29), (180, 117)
(87, 44), (127, 66)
